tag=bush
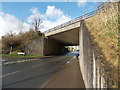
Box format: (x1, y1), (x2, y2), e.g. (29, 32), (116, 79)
(2, 30), (44, 54)
(11, 50), (21, 55)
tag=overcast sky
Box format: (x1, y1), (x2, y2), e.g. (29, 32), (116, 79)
(0, 0), (101, 37)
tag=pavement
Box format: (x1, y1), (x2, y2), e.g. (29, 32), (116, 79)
(41, 57), (85, 88)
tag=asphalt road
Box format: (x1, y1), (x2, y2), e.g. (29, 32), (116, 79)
(1, 52), (78, 88)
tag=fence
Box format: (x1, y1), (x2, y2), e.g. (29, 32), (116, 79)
(98, 2), (112, 12)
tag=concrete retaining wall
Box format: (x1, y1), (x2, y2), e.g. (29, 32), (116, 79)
(24, 37), (67, 56)
(24, 37), (44, 55)
(79, 20), (113, 88)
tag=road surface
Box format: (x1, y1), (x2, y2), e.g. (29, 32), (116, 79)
(1, 52), (79, 88)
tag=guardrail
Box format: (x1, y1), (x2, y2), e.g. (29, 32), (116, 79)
(98, 2), (112, 12)
(44, 10), (98, 34)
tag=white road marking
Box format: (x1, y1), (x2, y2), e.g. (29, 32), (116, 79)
(2, 55), (68, 66)
(66, 58), (73, 64)
(28, 59), (31, 61)
(0, 70), (20, 78)
(1, 55), (72, 78)
(66, 61), (70, 64)
(32, 64), (40, 68)
(17, 61), (21, 63)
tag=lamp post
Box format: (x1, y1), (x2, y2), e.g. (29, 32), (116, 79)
(10, 43), (13, 56)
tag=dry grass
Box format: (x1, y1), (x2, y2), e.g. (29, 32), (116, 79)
(85, 2), (119, 86)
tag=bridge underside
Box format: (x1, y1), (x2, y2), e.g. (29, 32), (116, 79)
(46, 27), (79, 46)
(43, 21), (80, 55)
(43, 38), (69, 55)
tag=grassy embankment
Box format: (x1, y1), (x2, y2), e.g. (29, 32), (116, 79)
(85, 2), (119, 87)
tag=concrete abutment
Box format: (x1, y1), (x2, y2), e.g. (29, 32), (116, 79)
(79, 20), (113, 88)
(24, 37), (68, 56)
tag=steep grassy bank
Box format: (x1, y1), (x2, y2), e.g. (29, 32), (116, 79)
(85, 2), (119, 87)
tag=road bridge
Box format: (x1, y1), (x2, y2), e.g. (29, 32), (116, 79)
(43, 10), (97, 55)
(24, 10), (97, 55)
(24, 2), (117, 88)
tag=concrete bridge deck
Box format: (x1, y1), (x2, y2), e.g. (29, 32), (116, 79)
(44, 10), (97, 46)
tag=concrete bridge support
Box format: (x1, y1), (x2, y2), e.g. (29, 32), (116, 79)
(24, 37), (68, 56)
(24, 37), (44, 55)
(79, 20), (93, 88)
(79, 20), (111, 88)
(43, 37), (67, 55)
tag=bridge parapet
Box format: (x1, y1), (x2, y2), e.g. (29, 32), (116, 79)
(44, 10), (97, 35)
(45, 21), (80, 37)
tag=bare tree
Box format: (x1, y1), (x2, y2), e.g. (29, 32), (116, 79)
(7, 30), (15, 36)
(32, 18), (42, 31)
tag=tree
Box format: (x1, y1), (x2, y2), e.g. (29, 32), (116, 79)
(32, 18), (42, 31)
(6, 30), (15, 36)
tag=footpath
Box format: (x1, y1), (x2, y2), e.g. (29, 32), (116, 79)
(40, 57), (85, 88)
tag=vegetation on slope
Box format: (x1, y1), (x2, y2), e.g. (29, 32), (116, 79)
(2, 30), (44, 54)
(85, 2), (119, 86)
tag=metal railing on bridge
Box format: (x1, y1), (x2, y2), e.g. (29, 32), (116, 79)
(44, 10), (98, 34)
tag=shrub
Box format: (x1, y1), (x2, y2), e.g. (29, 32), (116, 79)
(2, 30), (44, 54)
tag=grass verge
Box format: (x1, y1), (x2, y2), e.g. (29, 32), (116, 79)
(1, 54), (43, 59)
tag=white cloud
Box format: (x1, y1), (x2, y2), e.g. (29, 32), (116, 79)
(0, 12), (30, 38)
(31, 8), (40, 15)
(77, 0), (87, 7)
(42, 6), (71, 32)
(41, 14), (71, 32)
(27, 6), (71, 32)
(27, 8), (43, 23)
(0, 5), (72, 37)
(46, 6), (63, 18)
(0, 12), (5, 16)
